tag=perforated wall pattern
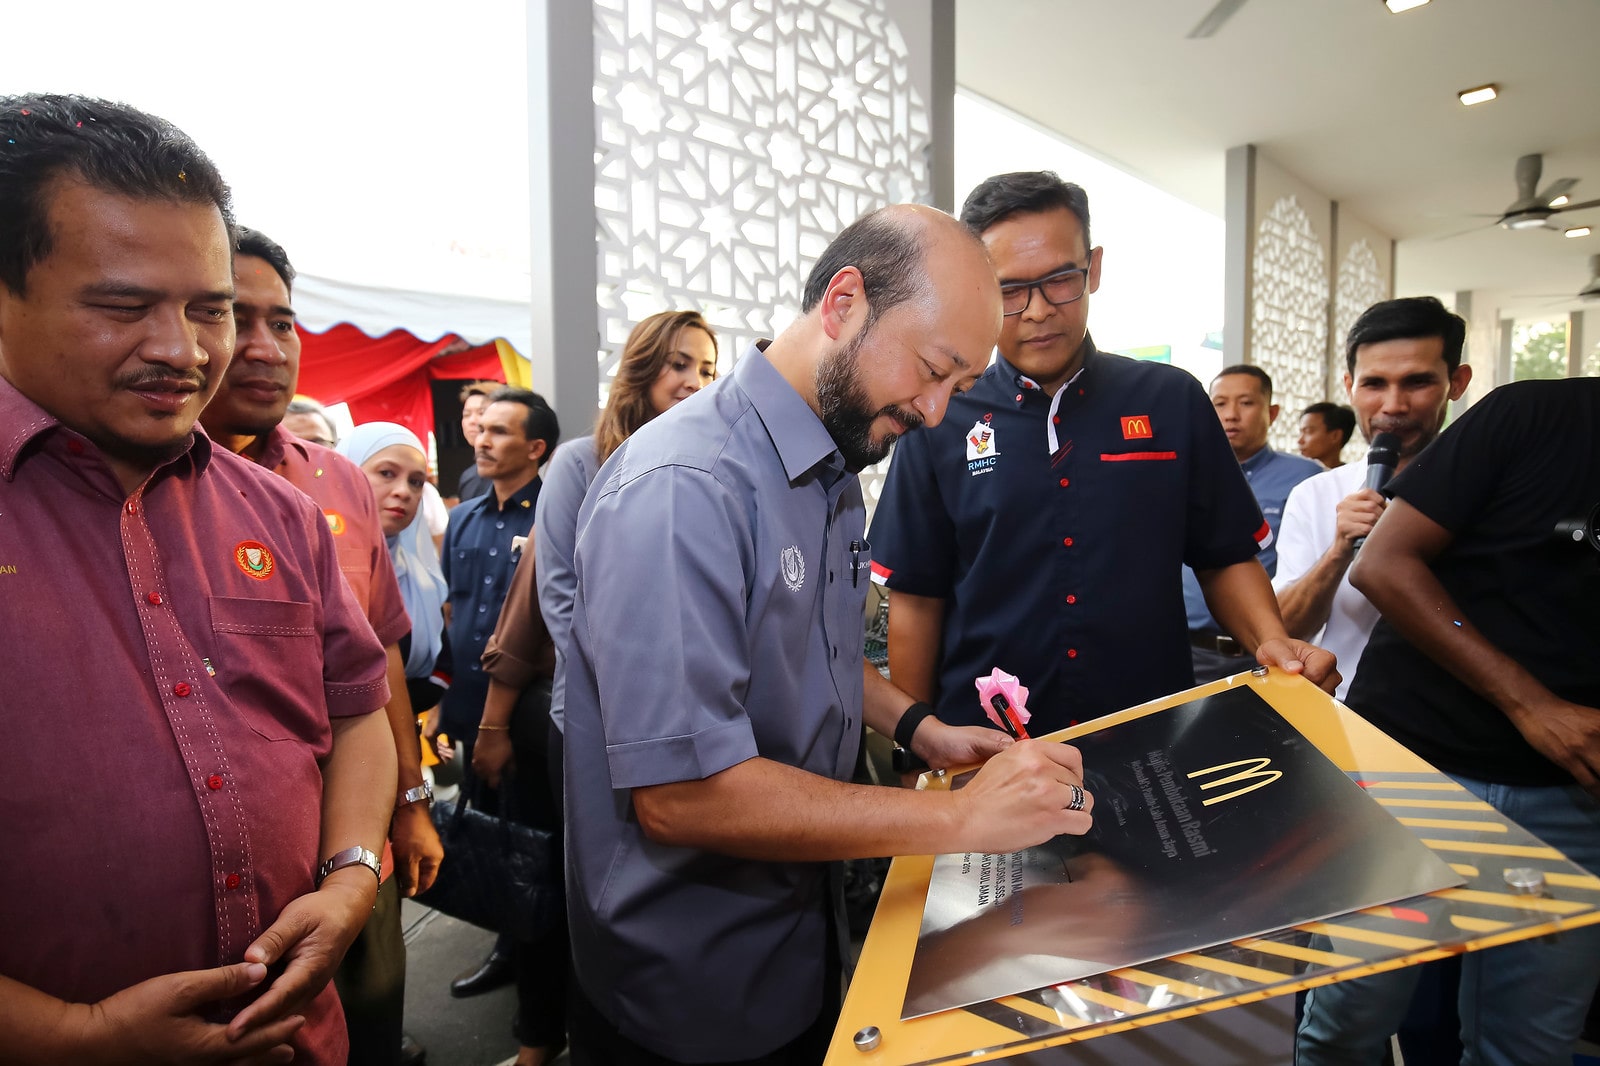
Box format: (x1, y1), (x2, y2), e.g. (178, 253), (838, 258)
(593, 0), (933, 509)
(1252, 195), (1329, 453)
(1332, 238), (1387, 392)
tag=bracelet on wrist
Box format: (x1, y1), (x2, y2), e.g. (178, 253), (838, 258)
(477, 723), (510, 731)
(893, 701), (937, 751)
(316, 845), (381, 887)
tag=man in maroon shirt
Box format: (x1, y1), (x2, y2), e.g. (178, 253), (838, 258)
(0, 94), (396, 1064)
(200, 225), (443, 1065)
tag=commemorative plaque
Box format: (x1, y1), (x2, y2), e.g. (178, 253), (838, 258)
(902, 685), (1463, 1019)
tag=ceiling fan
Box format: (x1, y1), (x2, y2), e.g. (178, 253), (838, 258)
(1495, 154), (1600, 231)
(1581, 255), (1600, 301)
(1186, 0), (1250, 38)
(1434, 154), (1600, 241)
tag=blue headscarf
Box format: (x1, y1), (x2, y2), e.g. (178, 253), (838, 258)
(337, 423), (448, 680)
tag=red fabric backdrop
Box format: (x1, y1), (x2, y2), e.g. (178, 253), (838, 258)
(294, 323), (506, 443)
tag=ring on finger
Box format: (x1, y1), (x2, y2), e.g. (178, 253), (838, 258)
(1066, 783), (1085, 813)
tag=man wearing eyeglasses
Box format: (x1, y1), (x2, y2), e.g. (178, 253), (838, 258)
(870, 171), (1335, 740)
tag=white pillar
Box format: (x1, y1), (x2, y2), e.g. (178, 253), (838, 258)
(526, 0), (600, 428)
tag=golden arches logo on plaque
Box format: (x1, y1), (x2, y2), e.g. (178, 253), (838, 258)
(1187, 757), (1283, 806)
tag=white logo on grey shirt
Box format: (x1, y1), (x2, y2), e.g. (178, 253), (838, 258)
(781, 545), (805, 591)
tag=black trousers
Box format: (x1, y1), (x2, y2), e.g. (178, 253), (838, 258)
(335, 874), (406, 1066)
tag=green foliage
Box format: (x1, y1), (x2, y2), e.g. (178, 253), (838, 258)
(1511, 321), (1567, 381)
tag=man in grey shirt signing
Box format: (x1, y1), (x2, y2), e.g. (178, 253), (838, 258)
(561, 205), (1096, 1066)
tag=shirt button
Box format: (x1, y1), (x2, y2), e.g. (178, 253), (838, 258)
(1062, 537), (1074, 547)
(1053, 416), (1061, 425)
(66, 439), (84, 455)
(483, 576), (493, 585)
(1059, 478), (1069, 488)
(173, 682), (192, 697)
(488, 547), (498, 557)
(207, 774), (223, 791)
(1066, 594), (1077, 604)
(146, 591), (163, 606)
(1014, 393), (1023, 402)
(496, 521), (505, 530)
(478, 604), (488, 613)
(224, 873), (242, 890)
(1068, 648), (1079, 659)
(125, 500), (138, 515)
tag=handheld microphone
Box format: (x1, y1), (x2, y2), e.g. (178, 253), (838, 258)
(1353, 432), (1402, 550)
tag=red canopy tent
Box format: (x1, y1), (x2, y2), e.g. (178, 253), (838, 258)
(293, 323), (515, 444)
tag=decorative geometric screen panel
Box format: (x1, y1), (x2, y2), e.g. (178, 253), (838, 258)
(1333, 238), (1388, 391)
(593, 0), (932, 509)
(1252, 195), (1329, 453)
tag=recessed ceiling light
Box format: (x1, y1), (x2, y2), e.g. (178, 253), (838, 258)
(1551, 195), (1571, 207)
(1565, 227), (1592, 239)
(1458, 84), (1498, 106)
(1385, 0), (1430, 11)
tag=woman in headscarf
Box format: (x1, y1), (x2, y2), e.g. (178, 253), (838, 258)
(338, 422), (451, 713)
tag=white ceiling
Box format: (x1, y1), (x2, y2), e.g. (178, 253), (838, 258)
(956, 0), (1600, 321)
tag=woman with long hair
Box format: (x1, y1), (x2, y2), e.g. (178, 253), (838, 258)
(541, 308), (718, 725)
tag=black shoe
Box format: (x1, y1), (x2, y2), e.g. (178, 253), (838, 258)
(400, 1033), (427, 1066)
(449, 947), (514, 998)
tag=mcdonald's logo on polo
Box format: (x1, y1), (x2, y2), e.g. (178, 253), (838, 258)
(324, 512), (346, 536)
(1121, 414), (1153, 440)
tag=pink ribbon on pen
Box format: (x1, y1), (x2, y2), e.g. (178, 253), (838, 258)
(975, 668), (1032, 739)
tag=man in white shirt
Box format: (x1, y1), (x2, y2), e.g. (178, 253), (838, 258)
(1273, 296), (1472, 699)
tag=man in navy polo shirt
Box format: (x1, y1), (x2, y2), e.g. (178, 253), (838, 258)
(1183, 365), (1321, 682)
(871, 171), (1335, 736)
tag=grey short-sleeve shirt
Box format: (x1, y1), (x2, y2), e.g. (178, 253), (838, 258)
(563, 345), (868, 1061)
(533, 435), (602, 732)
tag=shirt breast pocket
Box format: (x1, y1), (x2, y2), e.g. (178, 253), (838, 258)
(208, 596), (323, 743)
(449, 545), (483, 597)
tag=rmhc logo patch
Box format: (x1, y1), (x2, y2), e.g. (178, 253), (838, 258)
(965, 420), (1000, 476)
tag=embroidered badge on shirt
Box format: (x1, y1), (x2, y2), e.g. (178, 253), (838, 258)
(235, 540), (276, 580)
(780, 545), (806, 592)
(324, 512), (346, 535)
(1121, 415), (1153, 440)
(965, 420), (1000, 476)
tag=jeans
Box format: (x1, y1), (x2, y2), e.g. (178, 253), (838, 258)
(1295, 774), (1600, 1066)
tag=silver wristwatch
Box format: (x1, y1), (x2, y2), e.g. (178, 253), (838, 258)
(316, 845), (381, 887)
(398, 781), (433, 808)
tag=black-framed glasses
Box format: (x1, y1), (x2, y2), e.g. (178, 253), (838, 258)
(1000, 266), (1090, 316)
